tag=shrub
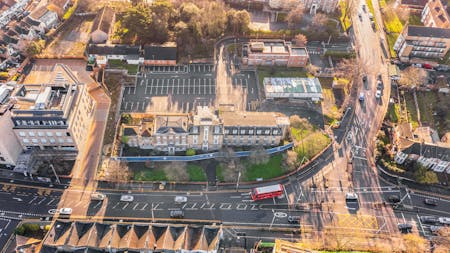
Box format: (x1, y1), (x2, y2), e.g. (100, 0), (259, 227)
(186, 148), (196, 156)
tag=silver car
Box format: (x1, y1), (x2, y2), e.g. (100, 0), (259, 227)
(174, 196), (187, 204)
(120, 195), (134, 202)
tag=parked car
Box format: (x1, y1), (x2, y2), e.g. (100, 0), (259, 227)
(59, 208), (72, 215)
(438, 217), (450, 225)
(430, 225), (443, 234)
(91, 192), (106, 201)
(174, 196), (188, 204)
(362, 4), (367, 12)
(170, 210), (184, 218)
(424, 198), (438, 206)
(287, 216), (301, 224)
(120, 195), (134, 202)
(420, 216), (439, 224)
(398, 223), (412, 233)
(358, 13), (363, 21)
(345, 192), (358, 202)
(388, 195), (400, 203)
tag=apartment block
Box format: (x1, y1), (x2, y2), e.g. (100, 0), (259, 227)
(394, 25), (450, 63)
(10, 64), (95, 151)
(421, 0), (450, 28)
(243, 40), (309, 67)
(122, 107), (289, 155)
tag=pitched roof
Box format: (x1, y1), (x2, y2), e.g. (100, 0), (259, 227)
(400, 142), (450, 161)
(88, 44), (140, 55)
(30, 6), (49, 20)
(91, 6), (114, 34)
(144, 45), (177, 60)
(123, 127), (137, 136)
(407, 25), (450, 38)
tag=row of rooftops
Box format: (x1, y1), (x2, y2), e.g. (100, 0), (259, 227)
(88, 44), (177, 61)
(405, 25), (450, 38)
(245, 40), (307, 56)
(122, 108), (289, 138)
(41, 220), (222, 252)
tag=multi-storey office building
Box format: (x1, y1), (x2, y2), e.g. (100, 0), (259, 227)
(421, 0), (450, 28)
(10, 64), (95, 151)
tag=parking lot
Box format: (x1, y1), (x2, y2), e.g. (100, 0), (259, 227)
(121, 64), (259, 113)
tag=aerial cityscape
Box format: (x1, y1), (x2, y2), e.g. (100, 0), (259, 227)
(0, 0), (449, 252)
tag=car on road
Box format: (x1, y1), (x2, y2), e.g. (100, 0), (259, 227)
(59, 208), (72, 215)
(174, 196), (187, 204)
(170, 210), (184, 218)
(420, 216), (439, 224)
(345, 192), (358, 202)
(430, 226), (444, 234)
(120, 195), (134, 202)
(358, 13), (362, 21)
(398, 223), (412, 233)
(287, 216), (301, 224)
(423, 198), (438, 206)
(91, 193), (106, 201)
(438, 217), (450, 225)
(362, 4), (366, 12)
(375, 90), (382, 99)
(387, 195), (400, 203)
(362, 75), (367, 83)
(332, 121), (341, 129)
(359, 92), (365, 101)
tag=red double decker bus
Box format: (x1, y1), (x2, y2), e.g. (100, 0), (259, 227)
(251, 184), (284, 201)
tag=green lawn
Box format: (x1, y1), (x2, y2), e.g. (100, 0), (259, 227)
(108, 59), (139, 75)
(187, 164), (207, 181)
(404, 92), (419, 129)
(215, 164), (225, 182)
(408, 13), (423, 26)
(244, 154), (284, 181)
(366, 0), (377, 24)
(416, 92), (438, 126)
(386, 33), (399, 57)
(133, 169), (167, 181)
(257, 66), (307, 87)
(291, 127), (330, 161)
(387, 103), (400, 123)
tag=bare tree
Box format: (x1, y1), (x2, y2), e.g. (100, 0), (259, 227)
(341, 0), (358, 31)
(310, 13), (328, 32)
(293, 34), (308, 46)
(107, 160), (132, 182)
(335, 58), (358, 79)
(399, 66), (428, 88)
(286, 3), (305, 29)
(402, 234), (428, 253)
(306, 64), (320, 76)
(284, 150), (299, 170)
(289, 115), (313, 131)
(163, 162), (189, 181)
(248, 148), (270, 165)
(396, 6), (410, 24)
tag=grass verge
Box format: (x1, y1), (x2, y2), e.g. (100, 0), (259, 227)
(244, 154), (284, 181)
(108, 59), (138, 75)
(187, 164), (207, 181)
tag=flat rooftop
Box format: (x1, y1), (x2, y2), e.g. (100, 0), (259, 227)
(264, 77), (323, 98)
(249, 41), (289, 54)
(221, 110), (286, 127)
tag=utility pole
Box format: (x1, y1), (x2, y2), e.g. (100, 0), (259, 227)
(236, 171), (241, 192)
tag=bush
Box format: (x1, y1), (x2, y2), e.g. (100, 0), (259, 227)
(186, 148), (196, 156)
(14, 225), (25, 235)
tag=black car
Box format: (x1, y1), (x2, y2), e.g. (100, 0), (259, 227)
(388, 195), (400, 203)
(362, 75), (367, 82)
(398, 223), (412, 233)
(420, 216), (439, 224)
(287, 216), (301, 224)
(424, 198), (438, 206)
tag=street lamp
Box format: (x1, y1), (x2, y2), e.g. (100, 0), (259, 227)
(236, 171), (241, 192)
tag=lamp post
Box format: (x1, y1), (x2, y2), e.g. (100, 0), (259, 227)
(236, 171), (241, 192)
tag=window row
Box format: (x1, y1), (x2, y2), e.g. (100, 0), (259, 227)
(22, 138), (73, 144)
(18, 131), (71, 137)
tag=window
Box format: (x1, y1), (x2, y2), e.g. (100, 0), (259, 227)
(23, 139), (29, 143)
(256, 130), (262, 135)
(56, 132), (62, 137)
(38, 132), (44, 137)
(265, 129), (270, 135)
(66, 132), (71, 137)
(46, 132), (53, 137)
(58, 138), (64, 143)
(249, 129), (254, 135)
(41, 138), (47, 143)
(32, 139), (38, 143)
(19, 132), (26, 137)
(232, 129), (237, 134)
(0, 157), (5, 162)
(50, 138), (56, 143)
(214, 126), (221, 134)
(193, 136), (198, 144)
(29, 132), (35, 137)
(240, 129), (245, 135)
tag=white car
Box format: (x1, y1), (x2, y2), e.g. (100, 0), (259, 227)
(345, 192), (358, 202)
(359, 92), (365, 101)
(120, 195), (134, 202)
(375, 90), (382, 99)
(59, 208), (72, 215)
(438, 217), (450, 225)
(91, 192), (106, 201)
(174, 196), (187, 204)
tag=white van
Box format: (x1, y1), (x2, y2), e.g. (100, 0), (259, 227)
(91, 192), (106, 201)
